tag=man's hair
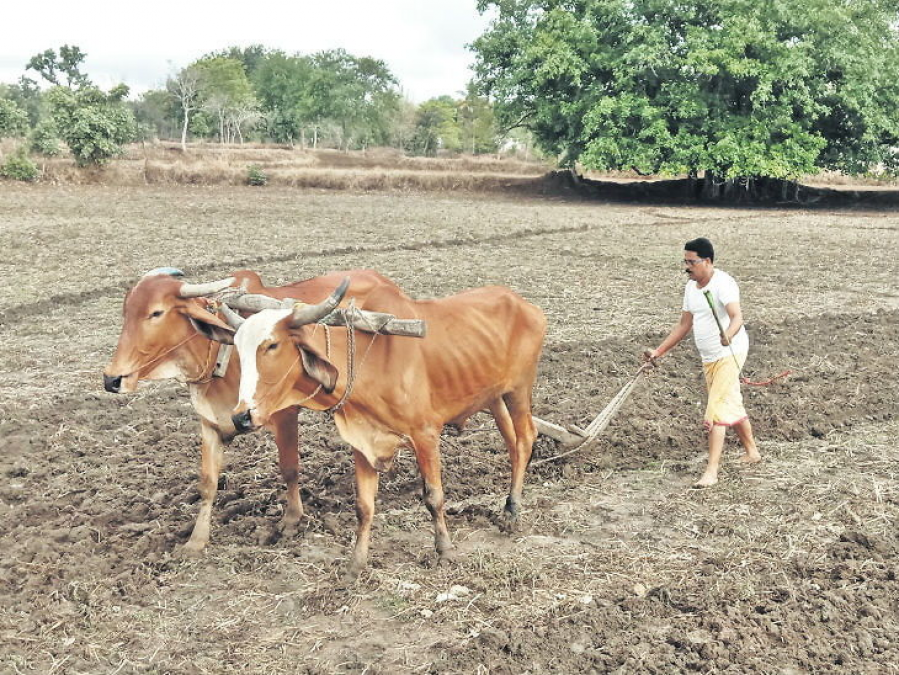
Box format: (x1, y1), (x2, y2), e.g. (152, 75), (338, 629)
(685, 237), (714, 262)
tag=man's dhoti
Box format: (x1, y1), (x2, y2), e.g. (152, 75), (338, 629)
(702, 352), (748, 430)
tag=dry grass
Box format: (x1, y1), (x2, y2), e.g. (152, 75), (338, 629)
(26, 142), (550, 190)
(6, 139), (899, 194)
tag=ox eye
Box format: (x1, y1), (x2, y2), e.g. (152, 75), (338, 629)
(266, 342), (279, 352)
(149, 310), (164, 319)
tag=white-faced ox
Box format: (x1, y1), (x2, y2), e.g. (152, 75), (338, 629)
(222, 279), (546, 580)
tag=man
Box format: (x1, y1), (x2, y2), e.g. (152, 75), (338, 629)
(644, 237), (761, 487)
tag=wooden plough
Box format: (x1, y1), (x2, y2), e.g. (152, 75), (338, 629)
(529, 366), (650, 465)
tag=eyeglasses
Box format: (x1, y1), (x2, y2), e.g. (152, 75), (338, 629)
(683, 258), (707, 266)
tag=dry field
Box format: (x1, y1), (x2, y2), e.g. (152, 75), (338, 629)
(1, 185), (898, 674)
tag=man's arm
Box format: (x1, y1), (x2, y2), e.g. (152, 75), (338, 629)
(721, 301), (743, 346)
(644, 311), (693, 361)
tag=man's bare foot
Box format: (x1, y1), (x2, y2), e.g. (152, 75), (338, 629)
(739, 451), (761, 464)
(693, 473), (719, 488)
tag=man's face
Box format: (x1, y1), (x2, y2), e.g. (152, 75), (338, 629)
(683, 251), (710, 281)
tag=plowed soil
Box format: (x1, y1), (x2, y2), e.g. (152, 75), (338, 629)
(1, 185), (897, 674)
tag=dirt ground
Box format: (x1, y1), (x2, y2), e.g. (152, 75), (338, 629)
(1, 185), (898, 674)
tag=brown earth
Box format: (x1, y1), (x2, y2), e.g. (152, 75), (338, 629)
(0, 186), (897, 674)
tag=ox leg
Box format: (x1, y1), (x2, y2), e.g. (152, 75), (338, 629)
(410, 431), (454, 564)
(346, 449), (379, 582)
(182, 419), (225, 556)
(497, 391), (537, 531)
(268, 408), (303, 536)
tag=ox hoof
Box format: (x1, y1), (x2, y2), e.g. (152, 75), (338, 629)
(435, 548), (457, 568)
(341, 563), (364, 585)
(276, 515), (302, 539)
(498, 512), (519, 535)
(178, 541), (206, 559)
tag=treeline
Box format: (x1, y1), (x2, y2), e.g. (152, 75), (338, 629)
(0, 44), (531, 179)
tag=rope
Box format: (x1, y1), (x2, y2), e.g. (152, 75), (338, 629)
(702, 290), (791, 388)
(741, 370), (792, 387)
(183, 339), (218, 385)
(133, 329), (216, 385)
(326, 301), (357, 413)
(531, 365), (650, 466)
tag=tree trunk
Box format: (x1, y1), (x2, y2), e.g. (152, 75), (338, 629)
(701, 171), (721, 200)
(181, 110), (190, 153)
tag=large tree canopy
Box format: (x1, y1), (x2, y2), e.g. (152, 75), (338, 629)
(473, 0), (899, 181)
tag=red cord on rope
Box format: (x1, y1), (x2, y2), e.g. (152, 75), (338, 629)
(741, 370), (793, 387)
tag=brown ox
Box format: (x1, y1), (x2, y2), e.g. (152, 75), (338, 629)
(103, 268), (399, 555)
(224, 280), (546, 579)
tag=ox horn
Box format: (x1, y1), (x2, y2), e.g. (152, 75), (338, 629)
(289, 277), (350, 328)
(218, 302), (245, 329)
(178, 277), (236, 298)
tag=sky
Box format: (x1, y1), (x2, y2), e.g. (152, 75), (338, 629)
(0, 0), (495, 102)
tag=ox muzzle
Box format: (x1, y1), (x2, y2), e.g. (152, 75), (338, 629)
(104, 374), (123, 393)
(231, 410), (257, 434)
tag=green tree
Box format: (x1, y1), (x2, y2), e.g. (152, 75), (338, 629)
(29, 118), (62, 156)
(473, 0), (899, 196)
(458, 82), (497, 154)
(205, 45), (270, 79)
(413, 96), (462, 155)
(27, 45), (90, 88)
(307, 50), (399, 149)
(2, 77), (43, 126)
(194, 56), (259, 143)
(132, 89), (179, 141)
(252, 51), (316, 144)
(46, 84), (136, 166)
(28, 45), (136, 166)
(0, 98), (29, 138)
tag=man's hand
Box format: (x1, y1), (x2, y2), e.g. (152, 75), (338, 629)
(720, 333), (731, 347)
(642, 348), (660, 368)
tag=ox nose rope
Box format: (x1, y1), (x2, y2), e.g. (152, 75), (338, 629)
(132, 331), (217, 386)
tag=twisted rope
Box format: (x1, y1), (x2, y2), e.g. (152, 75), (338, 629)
(531, 365), (650, 466)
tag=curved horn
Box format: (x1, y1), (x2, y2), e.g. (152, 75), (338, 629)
(218, 302), (245, 329)
(178, 277), (236, 298)
(289, 277), (350, 328)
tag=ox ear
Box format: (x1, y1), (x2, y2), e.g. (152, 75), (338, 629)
(298, 343), (339, 393)
(182, 303), (236, 345)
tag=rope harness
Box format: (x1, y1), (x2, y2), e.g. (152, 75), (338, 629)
(279, 299), (380, 415)
(134, 330), (219, 386)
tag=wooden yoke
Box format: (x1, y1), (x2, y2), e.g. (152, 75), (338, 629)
(218, 290), (427, 338)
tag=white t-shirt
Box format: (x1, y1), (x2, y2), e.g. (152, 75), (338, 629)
(682, 269), (749, 363)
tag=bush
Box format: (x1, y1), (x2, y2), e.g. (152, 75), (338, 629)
(29, 119), (62, 156)
(0, 149), (39, 181)
(247, 164), (267, 186)
(0, 98), (29, 139)
(46, 85), (136, 166)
